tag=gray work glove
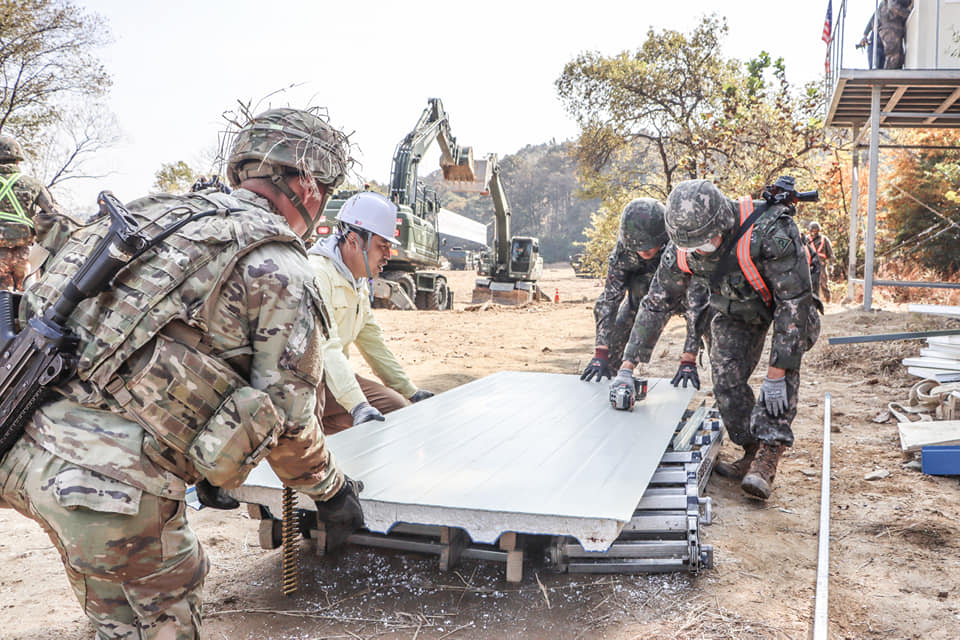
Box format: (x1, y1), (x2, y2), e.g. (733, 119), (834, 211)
(409, 389), (434, 403)
(758, 375), (788, 417)
(609, 368), (637, 411)
(350, 401), (385, 426)
(314, 476), (364, 530)
(580, 347), (615, 382)
(670, 360), (700, 390)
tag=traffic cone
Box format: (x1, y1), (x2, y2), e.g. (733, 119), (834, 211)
(554, 288), (560, 303)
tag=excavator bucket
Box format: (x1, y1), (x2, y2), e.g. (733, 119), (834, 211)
(444, 156), (492, 194)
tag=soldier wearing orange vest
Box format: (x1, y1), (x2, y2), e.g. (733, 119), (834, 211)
(612, 179), (821, 500)
(0, 135), (58, 291)
(806, 221), (833, 302)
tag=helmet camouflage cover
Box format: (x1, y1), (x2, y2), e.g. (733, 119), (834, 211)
(227, 107), (349, 190)
(664, 179), (736, 248)
(618, 197), (668, 252)
(0, 135), (25, 163)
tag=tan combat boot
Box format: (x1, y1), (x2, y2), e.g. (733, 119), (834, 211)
(740, 443), (785, 500)
(713, 443), (759, 479)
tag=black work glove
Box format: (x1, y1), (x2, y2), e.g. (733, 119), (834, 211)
(670, 360), (700, 390)
(350, 401), (385, 426)
(580, 347), (615, 382)
(409, 389), (434, 403)
(195, 479), (240, 510)
(314, 476), (364, 530)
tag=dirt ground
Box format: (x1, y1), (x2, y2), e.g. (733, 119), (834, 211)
(2, 265), (959, 640)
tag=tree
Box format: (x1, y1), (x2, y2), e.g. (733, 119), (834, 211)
(154, 160), (199, 194)
(555, 14), (831, 276)
(0, 0), (114, 189)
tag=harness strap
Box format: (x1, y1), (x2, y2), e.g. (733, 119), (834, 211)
(676, 247), (692, 274)
(735, 196), (772, 306)
(0, 173), (32, 228)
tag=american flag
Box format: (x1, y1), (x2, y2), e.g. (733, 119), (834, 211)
(822, 0), (833, 44)
(823, 0), (833, 73)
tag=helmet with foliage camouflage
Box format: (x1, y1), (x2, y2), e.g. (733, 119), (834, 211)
(664, 179), (736, 249)
(618, 197), (667, 252)
(227, 107), (350, 238)
(0, 135), (25, 163)
(227, 108), (349, 189)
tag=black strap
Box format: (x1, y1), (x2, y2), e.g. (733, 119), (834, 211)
(709, 200), (769, 291)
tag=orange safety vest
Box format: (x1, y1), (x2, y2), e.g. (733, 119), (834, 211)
(811, 235), (827, 260)
(675, 197), (811, 307)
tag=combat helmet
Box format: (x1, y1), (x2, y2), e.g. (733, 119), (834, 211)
(664, 179), (736, 249)
(227, 108), (350, 237)
(618, 197), (668, 252)
(0, 135), (25, 163)
(808, 220), (821, 232)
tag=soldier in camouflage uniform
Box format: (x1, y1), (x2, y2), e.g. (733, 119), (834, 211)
(0, 108), (363, 639)
(614, 180), (820, 500)
(0, 135), (59, 290)
(580, 198), (709, 387)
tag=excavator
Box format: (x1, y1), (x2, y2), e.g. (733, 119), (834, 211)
(315, 98), (475, 310)
(452, 155), (545, 305)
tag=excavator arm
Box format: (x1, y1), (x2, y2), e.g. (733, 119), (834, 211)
(389, 98), (475, 212)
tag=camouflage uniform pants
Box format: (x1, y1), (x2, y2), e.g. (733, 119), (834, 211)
(0, 244), (31, 291)
(879, 25), (905, 69)
(607, 294), (642, 370)
(708, 313), (800, 448)
(0, 435), (207, 639)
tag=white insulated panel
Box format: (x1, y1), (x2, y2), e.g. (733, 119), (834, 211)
(233, 372), (694, 552)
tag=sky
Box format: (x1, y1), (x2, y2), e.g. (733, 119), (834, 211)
(53, 0), (877, 213)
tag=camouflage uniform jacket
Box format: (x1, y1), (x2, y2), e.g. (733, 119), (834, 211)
(623, 201), (815, 370)
(0, 163), (57, 247)
(20, 188), (343, 502)
(595, 240), (708, 355)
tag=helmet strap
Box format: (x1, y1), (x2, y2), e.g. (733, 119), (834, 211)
(269, 173), (318, 238)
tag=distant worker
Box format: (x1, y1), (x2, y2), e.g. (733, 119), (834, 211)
(0, 107), (364, 637)
(613, 180), (821, 500)
(0, 134), (58, 290)
(806, 221), (834, 302)
(580, 197), (709, 389)
(308, 191), (434, 434)
(860, 0), (913, 70)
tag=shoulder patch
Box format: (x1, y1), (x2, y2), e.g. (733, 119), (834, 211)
(775, 235), (792, 252)
(662, 248), (676, 268)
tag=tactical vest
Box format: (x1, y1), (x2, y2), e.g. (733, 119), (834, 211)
(676, 197), (812, 309)
(25, 190), (303, 487)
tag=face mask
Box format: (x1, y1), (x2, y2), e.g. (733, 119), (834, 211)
(687, 239), (718, 253)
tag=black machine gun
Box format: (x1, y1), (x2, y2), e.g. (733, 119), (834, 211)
(0, 192), (149, 459)
(761, 176), (819, 207)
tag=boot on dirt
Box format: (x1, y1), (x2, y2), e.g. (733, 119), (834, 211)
(740, 442), (785, 500)
(713, 443), (759, 479)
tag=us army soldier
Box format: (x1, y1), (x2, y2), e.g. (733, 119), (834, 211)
(0, 108), (363, 638)
(580, 198), (710, 388)
(615, 180), (820, 500)
(0, 135), (58, 290)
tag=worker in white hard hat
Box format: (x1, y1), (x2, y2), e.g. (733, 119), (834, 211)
(308, 191), (434, 433)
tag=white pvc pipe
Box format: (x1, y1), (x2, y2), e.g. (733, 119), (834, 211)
(813, 393), (832, 640)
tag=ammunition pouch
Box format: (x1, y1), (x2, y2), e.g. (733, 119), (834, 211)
(107, 332), (282, 489)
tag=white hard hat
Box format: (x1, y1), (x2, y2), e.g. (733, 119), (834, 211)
(336, 192), (400, 245)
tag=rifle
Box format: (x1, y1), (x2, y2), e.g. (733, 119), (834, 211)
(0, 192), (148, 459)
(761, 176), (819, 207)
